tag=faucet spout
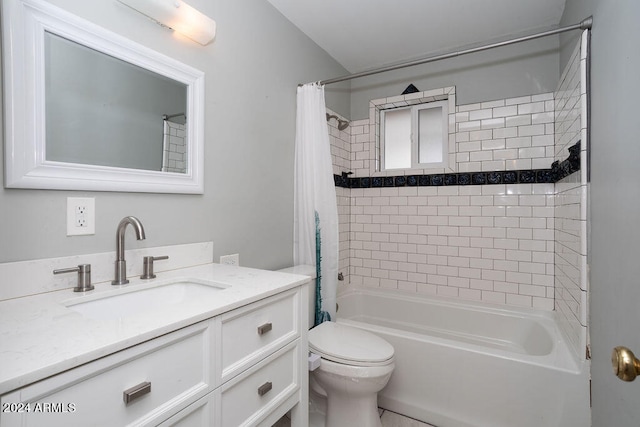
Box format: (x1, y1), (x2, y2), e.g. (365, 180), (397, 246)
(112, 216), (146, 285)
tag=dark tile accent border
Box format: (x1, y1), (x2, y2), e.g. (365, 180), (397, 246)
(336, 141), (581, 189)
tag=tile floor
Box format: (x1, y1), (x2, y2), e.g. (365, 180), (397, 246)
(273, 409), (437, 427)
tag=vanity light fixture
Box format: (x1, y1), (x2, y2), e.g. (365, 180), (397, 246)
(117, 0), (216, 45)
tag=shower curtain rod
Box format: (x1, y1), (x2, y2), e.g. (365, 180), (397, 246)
(314, 17), (592, 86)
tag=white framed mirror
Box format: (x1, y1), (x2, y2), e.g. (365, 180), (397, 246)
(2, 0), (205, 193)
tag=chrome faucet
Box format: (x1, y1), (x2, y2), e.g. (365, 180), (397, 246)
(112, 216), (146, 285)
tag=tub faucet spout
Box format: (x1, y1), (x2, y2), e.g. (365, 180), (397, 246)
(112, 216), (146, 285)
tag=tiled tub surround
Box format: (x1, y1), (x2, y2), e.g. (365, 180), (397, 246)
(553, 30), (589, 358)
(331, 89), (585, 311)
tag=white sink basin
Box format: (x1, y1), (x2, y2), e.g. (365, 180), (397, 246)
(64, 278), (229, 321)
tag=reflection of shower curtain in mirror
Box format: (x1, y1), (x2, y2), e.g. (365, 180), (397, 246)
(162, 120), (187, 173)
(294, 83), (339, 326)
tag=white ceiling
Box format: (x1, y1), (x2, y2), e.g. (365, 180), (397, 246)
(266, 0), (566, 73)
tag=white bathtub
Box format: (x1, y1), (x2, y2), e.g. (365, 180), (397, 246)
(335, 288), (590, 427)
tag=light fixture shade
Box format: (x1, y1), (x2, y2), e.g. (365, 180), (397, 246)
(118, 0), (216, 45)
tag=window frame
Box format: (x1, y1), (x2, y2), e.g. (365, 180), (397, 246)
(372, 87), (455, 175)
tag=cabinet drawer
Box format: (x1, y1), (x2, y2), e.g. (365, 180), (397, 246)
(156, 392), (214, 427)
(219, 341), (300, 427)
(1, 321), (213, 427)
(219, 289), (299, 381)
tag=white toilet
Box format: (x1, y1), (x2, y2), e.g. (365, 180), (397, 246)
(308, 321), (395, 427)
(277, 265), (395, 426)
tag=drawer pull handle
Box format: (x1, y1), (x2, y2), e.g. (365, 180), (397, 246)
(123, 381), (151, 404)
(257, 322), (272, 335)
(257, 381), (273, 396)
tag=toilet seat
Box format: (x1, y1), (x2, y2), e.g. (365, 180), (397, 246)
(309, 321), (394, 367)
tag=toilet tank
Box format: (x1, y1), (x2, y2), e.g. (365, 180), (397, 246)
(277, 265), (316, 329)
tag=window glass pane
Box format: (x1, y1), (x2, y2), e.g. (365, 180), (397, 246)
(418, 106), (443, 164)
(384, 108), (411, 169)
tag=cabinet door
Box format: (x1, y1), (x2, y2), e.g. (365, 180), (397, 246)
(0, 321), (214, 427)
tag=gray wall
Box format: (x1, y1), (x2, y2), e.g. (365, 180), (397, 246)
(0, 0), (350, 268)
(349, 36), (560, 120)
(560, 0), (640, 425)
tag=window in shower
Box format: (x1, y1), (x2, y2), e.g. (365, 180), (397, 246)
(380, 99), (448, 170)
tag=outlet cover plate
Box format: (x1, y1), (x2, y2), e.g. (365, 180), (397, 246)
(67, 197), (95, 236)
(220, 253), (239, 266)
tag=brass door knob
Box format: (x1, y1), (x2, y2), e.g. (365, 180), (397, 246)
(612, 346), (640, 381)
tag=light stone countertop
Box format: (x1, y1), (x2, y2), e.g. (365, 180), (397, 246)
(0, 263), (310, 395)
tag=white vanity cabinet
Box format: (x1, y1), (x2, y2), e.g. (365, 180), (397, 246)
(0, 286), (308, 427)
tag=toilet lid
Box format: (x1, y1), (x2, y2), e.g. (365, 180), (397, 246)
(308, 321), (394, 366)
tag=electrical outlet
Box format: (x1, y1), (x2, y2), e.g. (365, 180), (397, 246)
(67, 197), (95, 236)
(220, 253), (239, 266)
(75, 205), (87, 228)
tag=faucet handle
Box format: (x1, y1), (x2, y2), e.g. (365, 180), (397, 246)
(141, 256), (169, 279)
(54, 264), (94, 292)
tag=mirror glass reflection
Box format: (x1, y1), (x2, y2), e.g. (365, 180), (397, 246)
(44, 32), (188, 173)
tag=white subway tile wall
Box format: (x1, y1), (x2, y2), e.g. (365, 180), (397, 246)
(554, 31), (589, 359)
(327, 108), (351, 285)
(455, 94), (555, 173)
(347, 184), (554, 309)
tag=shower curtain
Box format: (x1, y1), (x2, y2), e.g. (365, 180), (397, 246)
(294, 83), (339, 326)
